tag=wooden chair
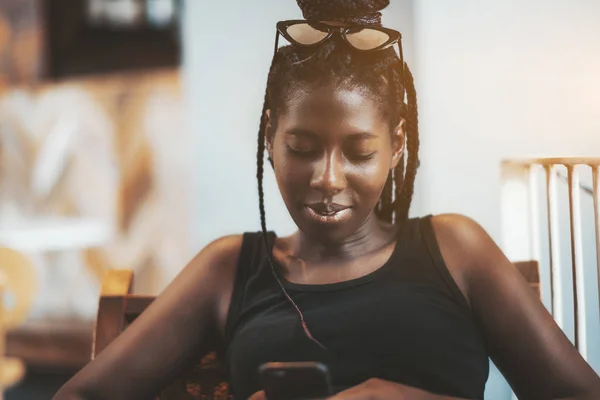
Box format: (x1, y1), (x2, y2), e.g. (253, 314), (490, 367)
(501, 157), (600, 356)
(513, 260), (540, 298)
(93, 262), (540, 399)
(92, 270), (231, 400)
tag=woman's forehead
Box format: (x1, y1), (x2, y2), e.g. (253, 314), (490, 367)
(280, 85), (387, 134)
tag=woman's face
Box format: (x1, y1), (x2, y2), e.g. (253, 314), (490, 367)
(266, 84), (405, 242)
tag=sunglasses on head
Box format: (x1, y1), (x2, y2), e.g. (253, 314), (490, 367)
(274, 19), (406, 94)
(276, 20), (402, 50)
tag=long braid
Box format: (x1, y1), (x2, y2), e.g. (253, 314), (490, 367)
(257, 56), (326, 350)
(257, 91), (269, 239)
(395, 64), (419, 227)
(393, 156), (405, 224)
(378, 171), (393, 221)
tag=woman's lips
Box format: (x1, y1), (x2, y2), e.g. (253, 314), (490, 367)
(306, 202), (351, 215)
(305, 202), (352, 224)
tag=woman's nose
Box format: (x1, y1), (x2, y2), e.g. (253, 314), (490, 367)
(310, 151), (347, 196)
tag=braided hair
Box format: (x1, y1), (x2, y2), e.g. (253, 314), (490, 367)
(255, 0), (419, 348)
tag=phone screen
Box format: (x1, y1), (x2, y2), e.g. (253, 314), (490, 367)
(259, 361), (332, 400)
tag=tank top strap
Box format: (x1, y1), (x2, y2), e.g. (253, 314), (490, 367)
(417, 215), (471, 314)
(224, 231), (272, 344)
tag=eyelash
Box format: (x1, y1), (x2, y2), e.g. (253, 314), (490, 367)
(353, 152), (377, 161)
(285, 145), (376, 161)
(286, 145), (317, 158)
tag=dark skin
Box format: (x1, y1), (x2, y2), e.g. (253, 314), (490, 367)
(53, 85), (600, 400)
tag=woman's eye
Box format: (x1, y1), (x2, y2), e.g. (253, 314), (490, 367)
(345, 142), (377, 161)
(349, 151), (377, 161)
(286, 137), (319, 157)
(286, 144), (318, 157)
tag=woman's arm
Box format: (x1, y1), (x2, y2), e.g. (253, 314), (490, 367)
(432, 214), (600, 400)
(53, 235), (243, 400)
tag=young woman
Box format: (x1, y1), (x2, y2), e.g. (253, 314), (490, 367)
(54, 0), (600, 399)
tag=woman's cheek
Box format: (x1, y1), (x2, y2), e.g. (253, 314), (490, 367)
(349, 160), (390, 196)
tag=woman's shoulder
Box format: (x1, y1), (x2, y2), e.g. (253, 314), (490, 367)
(188, 234), (248, 274)
(187, 231), (273, 280)
(427, 213), (500, 306)
(196, 234), (245, 261)
(428, 213), (496, 265)
(178, 235), (245, 296)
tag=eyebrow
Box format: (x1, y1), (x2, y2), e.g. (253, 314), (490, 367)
(347, 132), (377, 140)
(286, 128), (318, 139)
(286, 128), (377, 140)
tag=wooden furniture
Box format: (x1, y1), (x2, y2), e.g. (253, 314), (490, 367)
(93, 270), (231, 400)
(514, 260), (540, 298)
(500, 157), (599, 400)
(501, 157), (600, 355)
(5, 320), (92, 374)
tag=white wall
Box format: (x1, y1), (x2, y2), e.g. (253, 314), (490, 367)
(182, 0), (417, 250)
(183, 0), (301, 252)
(413, 0), (600, 240)
(413, 1), (600, 398)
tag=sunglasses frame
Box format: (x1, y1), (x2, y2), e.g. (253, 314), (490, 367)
(276, 20), (401, 52)
(274, 19), (406, 98)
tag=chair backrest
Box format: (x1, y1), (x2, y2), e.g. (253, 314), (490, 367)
(93, 270), (231, 400)
(501, 157), (600, 357)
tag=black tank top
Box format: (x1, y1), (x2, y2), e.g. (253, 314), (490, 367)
(224, 216), (489, 399)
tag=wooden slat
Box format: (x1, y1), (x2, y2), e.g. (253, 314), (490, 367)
(567, 166), (584, 352)
(593, 166), (600, 318)
(514, 260), (541, 298)
(544, 165), (559, 316)
(503, 157), (600, 168)
(124, 296), (154, 317)
(93, 272), (151, 358)
(100, 269), (133, 296)
(92, 297), (127, 359)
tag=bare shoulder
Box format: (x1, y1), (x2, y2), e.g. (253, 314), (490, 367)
(170, 234), (245, 304)
(430, 212), (490, 245)
(185, 234), (245, 331)
(429, 213), (501, 306)
(429, 213), (496, 265)
(188, 234), (245, 276)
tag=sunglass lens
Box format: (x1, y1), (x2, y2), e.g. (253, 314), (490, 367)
(286, 23), (328, 45)
(345, 28), (390, 50)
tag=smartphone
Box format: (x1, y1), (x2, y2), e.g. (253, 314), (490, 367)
(258, 361), (332, 400)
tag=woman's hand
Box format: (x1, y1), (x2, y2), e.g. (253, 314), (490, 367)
(247, 378), (464, 400)
(247, 390), (267, 400)
(326, 378), (459, 400)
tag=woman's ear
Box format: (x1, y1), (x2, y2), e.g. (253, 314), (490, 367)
(390, 118), (406, 169)
(265, 109), (274, 166)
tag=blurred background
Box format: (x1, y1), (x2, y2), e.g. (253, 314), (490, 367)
(0, 0), (598, 399)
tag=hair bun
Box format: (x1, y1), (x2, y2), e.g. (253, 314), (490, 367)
(296, 0), (390, 26)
